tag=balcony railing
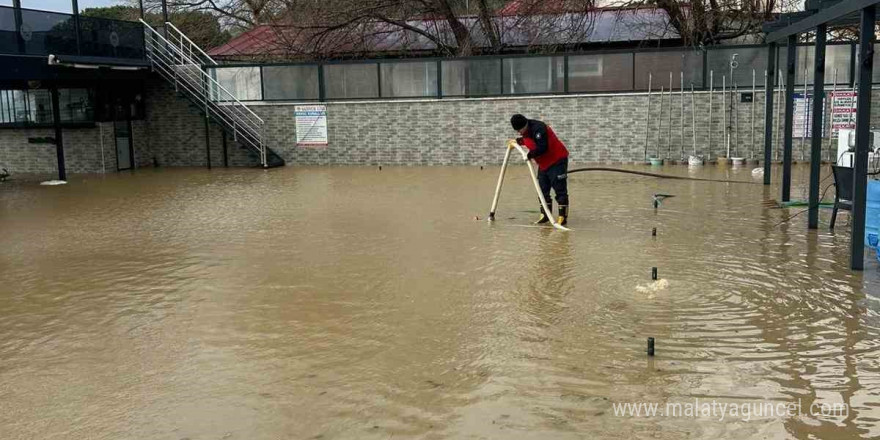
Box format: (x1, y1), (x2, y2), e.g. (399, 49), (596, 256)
(0, 5), (145, 59)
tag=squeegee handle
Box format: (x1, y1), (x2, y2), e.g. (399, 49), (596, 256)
(489, 141), (515, 220)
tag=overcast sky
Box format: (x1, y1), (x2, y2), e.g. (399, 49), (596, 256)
(0, 0), (125, 13)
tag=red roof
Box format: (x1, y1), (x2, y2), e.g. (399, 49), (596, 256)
(207, 6), (678, 60)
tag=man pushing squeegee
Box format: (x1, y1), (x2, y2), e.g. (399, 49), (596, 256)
(489, 114), (571, 230)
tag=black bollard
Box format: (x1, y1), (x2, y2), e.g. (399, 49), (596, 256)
(647, 337), (655, 356)
(651, 267), (658, 280)
(652, 227), (657, 237)
(379, 166), (382, 170)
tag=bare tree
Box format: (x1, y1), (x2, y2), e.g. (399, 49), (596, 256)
(606, 0), (801, 46)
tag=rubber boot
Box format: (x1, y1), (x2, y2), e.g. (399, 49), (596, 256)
(558, 205), (568, 226)
(535, 201), (552, 224)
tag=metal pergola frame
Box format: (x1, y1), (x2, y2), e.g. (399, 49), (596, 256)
(762, 0), (880, 270)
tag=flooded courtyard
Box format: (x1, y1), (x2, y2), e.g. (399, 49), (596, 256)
(2, 164), (880, 439)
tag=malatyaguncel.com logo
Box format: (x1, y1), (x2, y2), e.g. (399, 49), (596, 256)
(612, 399), (849, 422)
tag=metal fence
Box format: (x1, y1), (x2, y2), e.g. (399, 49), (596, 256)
(209, 42), (880, 102)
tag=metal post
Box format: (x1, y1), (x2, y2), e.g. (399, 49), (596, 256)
(139, 0), (144, 19)
(680, 71), (684, 161)
(204, 115), (211, 169)
(809, 24), (827, 229)
(667, 72), (673, 160)
(12, 0), (24, 54)
(777, 70), (784, 162)
(691, 82), (697, 157)
(72, 0), (81, 55)
(783, 35), (797, 202)
(723, 75), (728, 159)
(801, 64), (809, 161)
(657, 86), (664, 159)
(709, 71), (713, 159)
(222, 129), (228, 167)
(51, 87), (67, 181)
(764, 67), (772, 176)
(751, 69), (756, 160)
(644, 72), (652, 161)
(827, 69), (838, 162)
(852, 4), (876, 270)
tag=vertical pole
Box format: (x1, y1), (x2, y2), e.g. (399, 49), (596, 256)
(691, 82), (697, 157)
(802, 64), (809, 161)
(723, 75), (728, 159)
(139, 0), (144, 19)
(667, 72), (672, 159)
(657, 86), (663, 159)
(709, 71), (713, 159)
(809, 24), (827, 230)
(680, 71), (684, 161)
(783, 35), (797, 202)
(828, 69), (838, 162)
(852, 5), (876, 270)
(72, 0), (81, 55)
(222, 129), (228, 167)
(203, 66), (211, 170)
(204, 114), (211, 169)
(51, 87), (67, 181)
(644, 72), (652, 161)
(751, 69), (756, 160)
(12, 0), (24, 54)
(764, 65), (774, 181)
(777, 70), (784, 162)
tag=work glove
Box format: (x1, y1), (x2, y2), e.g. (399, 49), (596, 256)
(520, 148), (530, 162)
(506, 139), (517, 150)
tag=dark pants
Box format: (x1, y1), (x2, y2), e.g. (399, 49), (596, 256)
(537, 158), (569, 207)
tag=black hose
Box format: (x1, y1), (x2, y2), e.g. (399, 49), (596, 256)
(565, 167), (761, 185)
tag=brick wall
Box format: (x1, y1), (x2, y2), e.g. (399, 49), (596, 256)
(250, 87), (880, 166)
(2, 77), (879, 175)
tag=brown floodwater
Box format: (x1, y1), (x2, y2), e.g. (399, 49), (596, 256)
(2, 163), (880, 440)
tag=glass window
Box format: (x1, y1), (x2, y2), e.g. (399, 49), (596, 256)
(503, 57), (564, 94)
(0, 90), (28, 124)
(442, 59), (502, 96)
(634, 51), (703, 90)
(777, 44), (852, 85)
(27, 89), (52, 124)
(380, 61), (437, 97)
(323, 64), (379, 99)
(568, 53), (633, 92)
(210, 67), (262, 101)
(0, 88), (94, 126)
(59, 88), (92, 122)
(706, 47), (766, 87)
(262, 65), (320, 100)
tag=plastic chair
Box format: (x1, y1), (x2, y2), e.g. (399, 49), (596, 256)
(831, 165), (854, 230)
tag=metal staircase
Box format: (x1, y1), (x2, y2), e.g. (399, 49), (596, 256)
(140, 20), (283, 168)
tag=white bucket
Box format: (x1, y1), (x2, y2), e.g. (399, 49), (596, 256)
(688, 155), (703, 166)
(731, 157), (745, 167)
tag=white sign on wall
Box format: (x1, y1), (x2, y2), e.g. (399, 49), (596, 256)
(295, 105), (328, 146)
(793, 93), (826, 138)
(830, 91), (857, 139)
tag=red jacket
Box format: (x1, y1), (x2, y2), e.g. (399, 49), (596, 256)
(520, 119), (568, 171)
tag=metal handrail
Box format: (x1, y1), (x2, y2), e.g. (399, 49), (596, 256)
(164, 21), (218, 66)
(141, 20), (263, 125)
(141, 19), (267, 165)
(148, 61), (260, 149)
(143, 37), (261, 135)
